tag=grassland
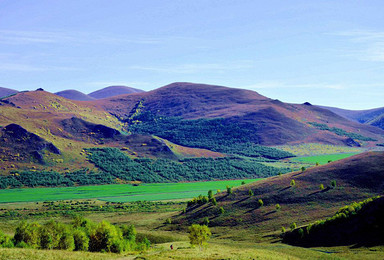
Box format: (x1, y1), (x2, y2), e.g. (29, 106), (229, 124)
(0, 179), (261, 203)
(289, 152), (360, 165)
(276, 143), (362, 156)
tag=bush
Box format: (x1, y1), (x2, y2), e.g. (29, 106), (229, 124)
(13, 221), (41, 249)
(0, 230), (13, 248)
(226, 186), (232, 195)
(248, 189), (254, 196)
(275, 204), (281, 211)
(73, 229), (89, 251)
(290, 179), (296, 186)
(290, 222), (297, 231)
(258, 199), (264, 207)
(319, 184), (324, 190)
(188, 224), (211, 249)
(89, 220), (124, 253)
(331, 180), (337, 188)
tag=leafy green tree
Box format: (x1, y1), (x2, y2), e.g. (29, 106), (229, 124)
(0, 230), (13, 248)
(290, 179), (296, 186)
(210, 197), (217, 206)
(248, 189), (254, 196)
(73, 229), (89, 251)
(13, 221), (41, 248)
(290, 222), (297, 231)
(188, 224), (211, 250)
(226, 185), (232, 195)
(207, 190), (213, 199)
(258, 199), (264, 207)
(281, 226), (286, 233)
(89, 220), (124, 253)
(275, 204), (281, 211)
(301, 167), (306, 172)
(319, 184), (324, 190)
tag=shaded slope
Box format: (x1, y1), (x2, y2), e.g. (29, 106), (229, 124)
(283, 196), (384, 247)
(0, 87), (18, 98)
(54, 90), (96, 101)
(173, 152), (384, 241)
(0, 124), (60, 164)
(88, 85), (144, 99)
(97, 82), (384, 146)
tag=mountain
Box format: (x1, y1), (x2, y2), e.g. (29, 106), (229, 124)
(0, 87), (18, 98)
(54, 90), (95, 101)
(97, 82), (384, 146)
(318, 105), (384, 130)
(88, 85), (144, 99)
(173, 151), (384, 242)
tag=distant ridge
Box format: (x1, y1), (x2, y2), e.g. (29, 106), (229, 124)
(55, 89), (95, 101)
(88, 85), (144, 99)
(318, 105), (384, 130)
(0, 87), (18, 98)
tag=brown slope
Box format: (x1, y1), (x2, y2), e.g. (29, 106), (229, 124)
(88, 85), (144, 99)
(95, 82), (384, 146)
(173, 151), (384, 241)
(55, 90), (95, 101)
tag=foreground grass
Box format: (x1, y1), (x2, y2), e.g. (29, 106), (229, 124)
(0, 179), (261, 203)
(1, 242), (383, 260)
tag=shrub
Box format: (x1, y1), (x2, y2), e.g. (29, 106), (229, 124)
(248, 189), (254, 196)
(188, 224), (211, 250)
(13, 221), (41, 249)
(207, 190), (213, 199)
(290, 179), (296, 186)
(0, 230), (13, 248)
(165, 218), (172, 224)
(89, 220), (124, 253)
(258, 199), (264, 207)
(290, 222), (297, 231)
(226, 186), (232, 195)
(73, 229), (89, 251)
(319, 184), (324, 190)
(281, 226), (286, 233)
(331, 180), (337, 188)
(275, 204), (281, 211)
(210, 197), (217, 206)
(203, 217), (210, 226)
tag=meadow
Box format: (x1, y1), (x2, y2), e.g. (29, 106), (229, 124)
(0, 178), (261, 203)
(289, 153), (359, 165)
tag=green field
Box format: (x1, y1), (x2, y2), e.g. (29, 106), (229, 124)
(290, 153), (359, 165)
(0, 179), (261, 203)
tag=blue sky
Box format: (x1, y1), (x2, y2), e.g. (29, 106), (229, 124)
(0, 0), (383, 109)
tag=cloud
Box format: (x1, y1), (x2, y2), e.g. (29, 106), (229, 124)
(0, 62), (80, 72)
(335, 30), (384, 62)
(0, 30), (163, 45)
(241, 81), (345, 90)
(128, 60), (254, 74)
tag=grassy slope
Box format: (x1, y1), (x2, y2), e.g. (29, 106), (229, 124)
(173, 151), (384, 242)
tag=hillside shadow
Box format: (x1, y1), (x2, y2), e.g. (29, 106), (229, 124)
(308, 187), (331, 196)
(232, 197), (249, 205)
(279, 186), (291, 192)
(264, 210), (276, 216)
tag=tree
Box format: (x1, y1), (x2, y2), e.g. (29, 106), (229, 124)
(275, 204), (281, 211)
(290, 179), (296, 186)
(331, 180), (337, 188)
(319, 184), (324, 190)
(301, 167), (306, 172)
(226, 185), (232, 195)
(248, 189), (254, 196)
(188, 224), (211, 250)
(290, 222), (297, 231)
(89, 220), (124, 253)
(73, 229), (89, 251)
(281, 226), (286, 233)
(210, 197), (217, 206)
(257, 199), (264, 207)
(219, 207), (225, 214)
(207, 190), (213, 199)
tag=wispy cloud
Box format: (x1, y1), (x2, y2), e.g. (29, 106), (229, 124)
(0, 30), (163, 45)
(0, 62), (80, 72)
(128, 60), (254, 74)
(241, 81), (345, 90)
(335, 30), (384, 62)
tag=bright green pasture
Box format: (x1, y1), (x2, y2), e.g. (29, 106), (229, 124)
(290, 152), (359, 165)
(0, 179), (261, 203)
